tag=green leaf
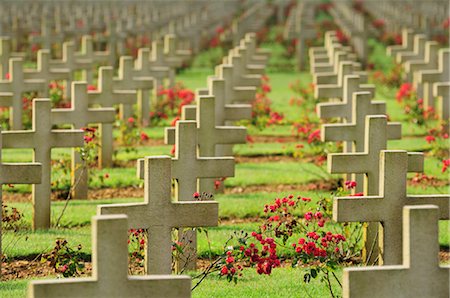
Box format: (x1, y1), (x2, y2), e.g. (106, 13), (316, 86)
(303, 273), (311, 283)
(311, 269), (317, 279)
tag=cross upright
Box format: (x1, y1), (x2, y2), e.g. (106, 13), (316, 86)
(135, 47), (170, 94)
(334, 150), (450, 265)
(415, 48), (449, 108)
(24, 49), (71, 96)
(137, 120), (235, 270)
(317, 75), (378, 120)
(52, 82), (116, 201)
(0, 36), (26, 78)
(150, 40), (176, 87)
(89, 66), (136, 168)
(0, 58), (47, 130)
(29, 214), (192, 298)
(98, 156), (219, 275)
(2, 99), (84, 230)
(343, 205), (449, 298)
(217, 64), (257, 105)
(117, 56), (155, 126)
(0, 129), (41, 275)
(433, 82), (449, 133)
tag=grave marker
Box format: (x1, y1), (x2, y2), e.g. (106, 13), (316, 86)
(98, 156), (218, 275)
(334, 150), (450, 265)
(2, 99), (84, 229)
(343, 205), (449, 298)
(29, 214), (191, 298)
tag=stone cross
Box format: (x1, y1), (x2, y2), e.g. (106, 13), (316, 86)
(117, 56), (154, 126)
(0, 36), (26, 78)
(227, 53), (262, 88)
(88, 66), (136, 168)
(386, 28), (414, 58)
(396, 34), (427, 64)
(314, 61), (367, 88)
(174, 78), (252, 125)
(0, 129), (41, 276)
(135, 47), (170, 105)
(217, 64), (257, 105)
(404, 41), (439, 82)
(0, 58), (46, 130)
(24, 49), (71, 97)
(327, 115), (423, 264)
(165, 95), (247, 157)
(2, 99), (84, 230)
(433, 82), (449, 133)
(321, 92), (401, 154)
(316, 74), (375, 103)
(334, 150), (450, 265)
(28, 214), (191, 298)
(415, 48), (449, 108)
(164, 34), (191, 67)
(52, 82), (116, 201)
(343, 205), (449, 298)
(137, 120), (234, 271)
(150, 40), (175, 87)
(98, 156), (219, 275)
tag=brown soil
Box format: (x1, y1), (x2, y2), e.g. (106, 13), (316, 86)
(3, 249), (449, 281)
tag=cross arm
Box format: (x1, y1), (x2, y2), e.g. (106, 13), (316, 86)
(417, 70), (439, 83)
(173, 157), (235, 180)
(333, 195), (385, 222)
(50, 130), (85, 148)
(0, 162), (42, 184)
(314, 72), (338, 85)
(233, 86), (256, 103)
(2, 131), (34, 148)
(215, 126), (247, 145)
(224, 104), (252, 121)
(97, 202), (155, 228)
(321, 123), (355, 142)
(239, 74), (261, 87)
(327, 152), (369, 174)
(317, 102), (347, 119)
(315, 84), (341, 99)
(246, 65), (265, 75)
(407, 195), (450, 219)
(164, 127), (176, 145)
(170, 201), (218, 227)
(387, 122), (402, 140)
(181, 105), (196, 120)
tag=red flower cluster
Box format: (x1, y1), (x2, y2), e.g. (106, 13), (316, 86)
(442, 159), (450, 173)
(140, 132), (149, 142)
(82, 127), (97, 144)
(247, 233), (280, 275)
(372, 19), (385, 29)
(344, 180), (357, 189)
(396, 83), (413, 102)
(307, 129), (321, 144)
(293, 232), (345, 258)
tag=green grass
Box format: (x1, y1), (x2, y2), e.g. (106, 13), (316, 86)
(0, 267), (342, 298)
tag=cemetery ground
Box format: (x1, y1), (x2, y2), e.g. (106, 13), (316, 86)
(1, 38), (449, 297)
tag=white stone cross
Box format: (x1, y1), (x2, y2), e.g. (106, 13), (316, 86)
(137, 120), (235, 270)
(396, 34), (427, 64)
(321, 92), (401, 153)
(98, 156), (219, 275)
(164, 34), (191, 67)
(404, 41), (439, 82)
(24, 49), (71, 97)
(0, 58), (47, 130)
(343, 205), (449, 298)
(316, 74), (375, 104)
(0, 36), (26, 78)
(29, 214), (191, 298)
(165, 95), (247, 157)
(433, 82), (449, 133)
(415, 48), (449, 108)
(117, 56), (154, 126)
(386, 28), (414, 58)
(2, 99), (84, 230)
(334, 150), (450, 265)
(327, 115), (423, 264)
(150, 40), (176, 87)
(52, 82), (116, 201)
(88, 66), (136, 168)
(217, 64), (257, 105)
(0, 128), (41, 276)
(314, 60), (367, 88)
